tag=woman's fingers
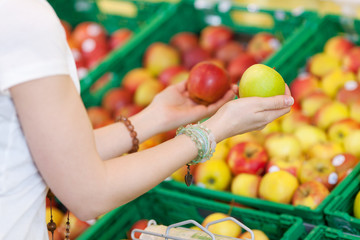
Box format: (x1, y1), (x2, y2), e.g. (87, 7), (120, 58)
(257, 95), (294, 111)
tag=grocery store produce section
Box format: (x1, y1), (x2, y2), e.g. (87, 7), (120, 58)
(45, 0), (360, 239)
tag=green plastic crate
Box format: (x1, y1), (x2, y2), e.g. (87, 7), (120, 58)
(160, 14), (360, 225)
(325, 168), (360, 235)
(47, 0), (170, 81)
(77, 186), (306, 240)
(304, 226), (360, 240)
(79, 0), (317, 107)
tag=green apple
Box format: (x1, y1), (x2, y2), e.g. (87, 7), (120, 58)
(354, 190), (360, 218)
(239, 64), (285, 97)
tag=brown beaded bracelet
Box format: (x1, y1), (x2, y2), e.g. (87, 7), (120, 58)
(115, 115), (139, 153)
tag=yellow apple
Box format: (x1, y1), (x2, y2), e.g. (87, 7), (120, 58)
(300, 90), (332, 117)
(194, 159), (232, 191)
(227, 131), (264, 148)
(354, 190), (360, 218)
(324, 36), (354, 60)
(293, 124), (327, 151)
(266, 155), (305, 178)
(308, 142), (344, 161)
(280, 109), (310, 133)
(264, 133), (302, 158)
(231, 173), (261, 198)
(328, 119), (360, 146)
(321, 68), (355, 98)
(240, 229), (269, 240)
(350, 99), (360, 123)
(344, 130), (360, 157)
(211, 140), (229, 161)
(308, 53), (340, 77)
(134, 79), (165, 107)
(259, 170), (299, 204)
(313, 101), (349, 129)
(202, 213), (242, 238)
(299, 158), (338, 190)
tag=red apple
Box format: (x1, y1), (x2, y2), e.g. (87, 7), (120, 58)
(227, 53), (258, 83)
(170, 32), (199, 52)
(71, 22), (107, 49)
(58, 212), (91, 239)
(80, 38), (109, 68)
(90, 73), (112, 93)
(187, 61), (231, 105)
(227, 141), (269, 175)
(199, 25), (233, 52)
(215, 41), (244, 64)
(247, 32), (281, 62)
(344, 47), (360, 73)
(109, 28), (133, 50)
(127, 219), (149, 239)
(143, 42), (180, 76)
(324, 36), (354, 60)
(336, 80), (360, 105)
(158, 65), (187, 86)
(101, 88), (133, 114)
(113, 104), (143, 118)
(331, 153), (359, 183)
(182, 46), (211, 70)
(87, 107), (112, 129)
(289, 73), (320, 103)
(292, 180), (330, 209)
(70, 48), (87, 69)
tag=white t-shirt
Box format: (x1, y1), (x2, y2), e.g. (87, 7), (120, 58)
(0, 0), (80, 239)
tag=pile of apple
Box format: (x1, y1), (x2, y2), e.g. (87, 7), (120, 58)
(126, 213), (270, 240)
(172, 35), (360, 210)
(61, 20), (133, 80)
(86, 26), (281, 149)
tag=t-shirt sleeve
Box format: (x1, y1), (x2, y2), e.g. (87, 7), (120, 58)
(0, 0), (72, 91)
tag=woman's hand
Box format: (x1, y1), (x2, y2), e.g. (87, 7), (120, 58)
(143, 80), (237, 132)
(204, 84), (293, 142)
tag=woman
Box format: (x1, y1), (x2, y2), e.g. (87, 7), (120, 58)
(0, 0), (293, 239)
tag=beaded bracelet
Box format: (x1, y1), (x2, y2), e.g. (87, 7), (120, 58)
(116, 116), (139, 153)
(176, 123), (216, 165)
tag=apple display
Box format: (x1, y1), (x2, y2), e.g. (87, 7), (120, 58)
(293, 124), (327, 151)
(199, 25), (234, 52)
(266, 155), (304, 178)
(336, 80), (360, 105)
(280, 109), (310, 133)
(332, 153), (359, 183)
(292, 180), (330, 209)
(182, 46), (211, 70)
(259, 170), (299, 204)
(324, 36), (354, 60)
(289, 73), (320, 103)
(202, 212), (241, 238)
(122, 68), (155, 94)
(308, 141), (343, 161)
(299, 158), (338, 190)
(194, 159), (232, 191)
(344, 129), (360, 157)
(313, 101), (349, 129)
(227, 53), (258, 83)
(344, 46), (360, 73)
(101, 87), (133, 114)
(328, 118), (360, 146)
(109, 28), (133, 50)
(320, 68), (355, 98)
(158, 65), (187, 86)
(308, 53), (340, 77)
(247, 32), (281, 62)
(215, 41), (244, 64)
(134, 79), (164, 107)
(187, 61), (231, 105)
(239, 64), (285, 98)
(264, 133), (302, 158)
(231, 173), (261, 198)
(170, 32), (198, 53)
(226, 141), (268, 175)
(143, 42), (180, 76)
(300, 90), (332, 117)
(240, 229), (269, 240)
